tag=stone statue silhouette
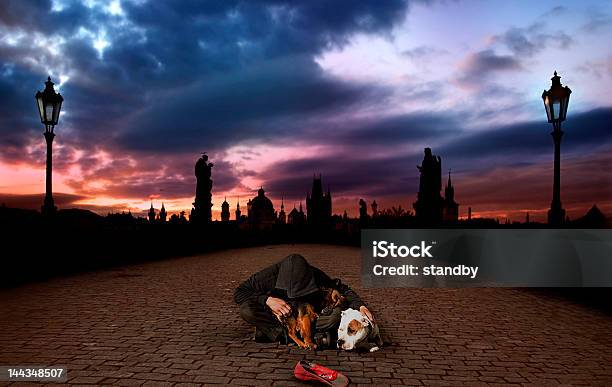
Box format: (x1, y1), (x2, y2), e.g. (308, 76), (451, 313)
(414, 147), (444, 224)
(417, 148), (441, 195)
(195, 153), (213, 181)
(192, 153), (214, 223)
(359, 198), (369, 224)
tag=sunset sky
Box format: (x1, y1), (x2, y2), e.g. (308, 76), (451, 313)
(1, 0), (611, 221)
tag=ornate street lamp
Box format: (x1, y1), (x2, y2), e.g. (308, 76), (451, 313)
(542, 71), (571, 226)
(35, 76), (64, 215)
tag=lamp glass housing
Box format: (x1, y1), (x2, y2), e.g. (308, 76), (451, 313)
(542, 72), (571, 124)
(35, 77), (63, 127)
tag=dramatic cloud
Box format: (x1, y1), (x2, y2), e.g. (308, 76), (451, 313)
(0, 0), (410, 197)
(0, 0), (411, 158)
(255, 107), (612, 220)
(458, 49), (522, 88)
(0, 0), (610, 220)
(493, 25), (573, 58)
(262, 152), (417, 200)
(439, 108), (612, 161)
(117, 55), (390, 152)
(301, 111), (463, 149)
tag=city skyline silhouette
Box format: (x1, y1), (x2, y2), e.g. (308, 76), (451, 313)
(0, 1), (611, 223)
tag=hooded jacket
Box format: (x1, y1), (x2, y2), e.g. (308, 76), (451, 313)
(233, 254), (365, 310)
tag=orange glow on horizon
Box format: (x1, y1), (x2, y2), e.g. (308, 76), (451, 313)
(1, 153), (609, 223)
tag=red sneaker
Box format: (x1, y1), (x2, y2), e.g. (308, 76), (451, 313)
(294, 360), (349, 386)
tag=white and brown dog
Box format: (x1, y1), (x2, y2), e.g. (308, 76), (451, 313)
(337, 308), (383, 352)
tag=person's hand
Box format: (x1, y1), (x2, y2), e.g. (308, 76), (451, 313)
(266, 297), (292, 319)
(359, 305), (375, 322)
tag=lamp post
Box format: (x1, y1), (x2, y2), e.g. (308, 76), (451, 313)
(35, 77), (64, 216)
(542, 71), (571, 226)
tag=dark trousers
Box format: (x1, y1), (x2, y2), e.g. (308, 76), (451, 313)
(239, 299), (342, 342)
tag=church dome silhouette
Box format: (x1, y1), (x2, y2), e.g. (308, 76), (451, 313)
(251, 187), (274, 212)
(247, 187), (276, 228)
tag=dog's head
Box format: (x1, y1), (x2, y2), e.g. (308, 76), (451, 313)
(337, 308), (371, 350)
(323, 288), (346, 309)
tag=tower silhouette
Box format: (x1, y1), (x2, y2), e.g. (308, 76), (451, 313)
(278, 197), (286, 224)
(413, 148), (444, 224)
(159, 202), (167, 222)
(442, 170), (459, 222)
(148, 202), (156, 223)
(235, 198), (241, 221)
(221, 197), (230, 222)
(306, 174), (332, 227)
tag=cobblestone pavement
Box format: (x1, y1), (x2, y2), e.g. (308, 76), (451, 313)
(1, 244), (611, 386)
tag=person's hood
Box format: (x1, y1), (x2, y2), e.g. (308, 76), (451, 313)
(275, 254), (319, 299)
